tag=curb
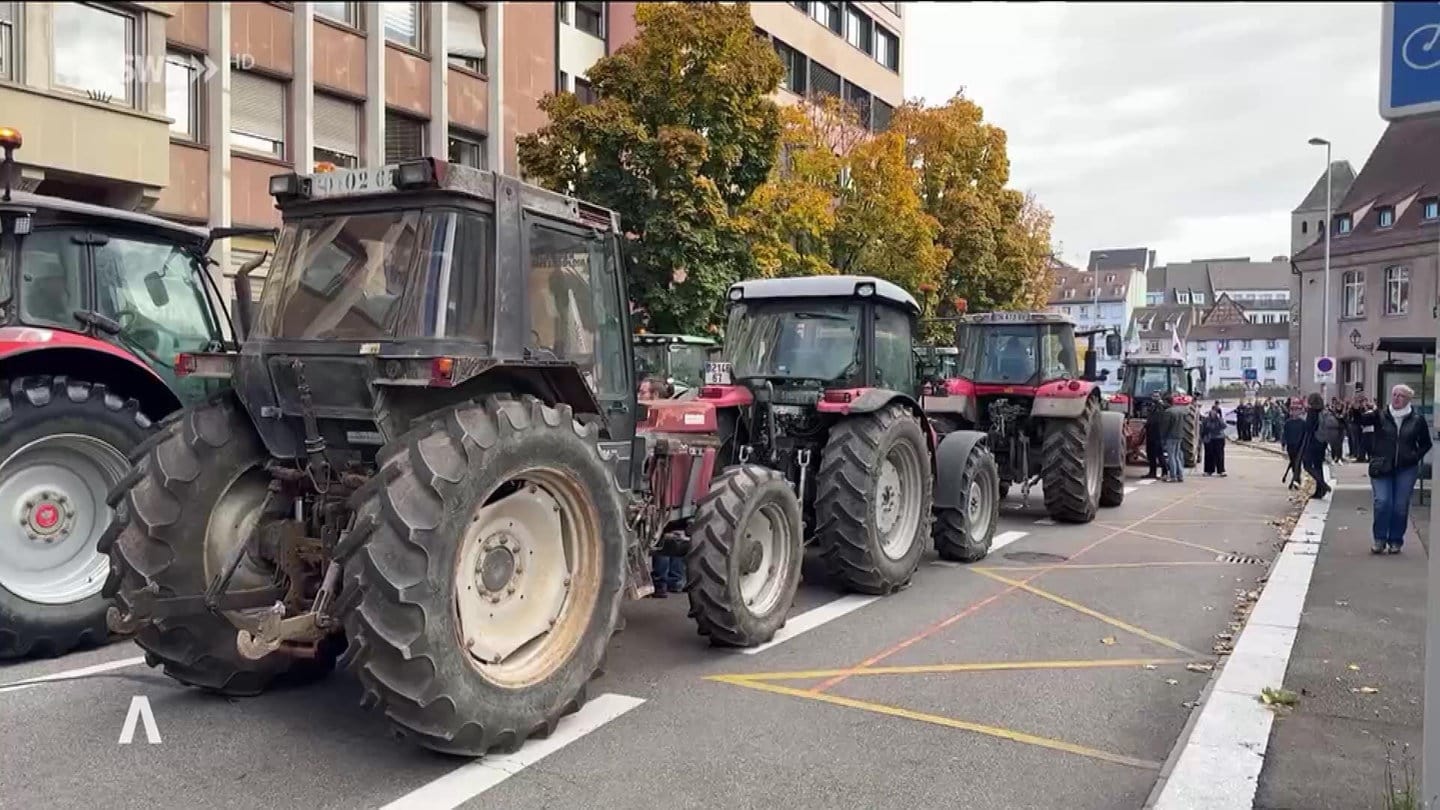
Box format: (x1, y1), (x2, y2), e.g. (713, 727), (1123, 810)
(1145, 467), (1332, 810)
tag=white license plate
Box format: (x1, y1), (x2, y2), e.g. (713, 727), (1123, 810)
(311, 166), (396, 198)
(704, 361), (733, 385)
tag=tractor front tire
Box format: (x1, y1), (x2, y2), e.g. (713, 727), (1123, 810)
(933, 445), (1000, 563)
(1100, 465), (1126, 508)
(102, 393), (321, 693)
(337, 395), (626, 756)
(1041, 396), (1104, 524)
(1182, 408), (1199, 468)
(686, 465), (803, 647)
(0, 376), (152, 659)
(815, 405), (931, 595)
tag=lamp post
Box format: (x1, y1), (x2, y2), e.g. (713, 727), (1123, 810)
(1309, 137), (1333, 396)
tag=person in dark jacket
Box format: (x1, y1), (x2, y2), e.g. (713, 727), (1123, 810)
(1347, 397), (1368, 461)
(1161, 394), (1189, 482)
(1302, 392), (1331, 499)
(1235, 402), (1251, 442)
(1327, 398), (1347, 463)
(1357, 384), (1433, 554)
(1282, 400), (1307, 489)
(1144, 393), (1168, 479)
(1201, 402), (1227, 476)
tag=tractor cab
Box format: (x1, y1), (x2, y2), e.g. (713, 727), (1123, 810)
(954, 312), (1081, 387)
(1113, 357), (1205, 419)
(633, 332), (716, 399)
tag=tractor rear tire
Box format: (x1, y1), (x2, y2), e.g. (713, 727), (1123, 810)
(336, 395), (626, 756)
(0, 376), (151, 659)
(101, 393), (323, 693)
(815, 405), (931, 595)
(1041, 396), (1103, 524)
(1182, 409), (1199, 468)
(685, 465), (803, 647)
(1100, 465), (1125, 508)
(933, 446), (1000, 563)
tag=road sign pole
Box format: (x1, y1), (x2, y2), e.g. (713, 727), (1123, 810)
(1322, 145), (1332, 399)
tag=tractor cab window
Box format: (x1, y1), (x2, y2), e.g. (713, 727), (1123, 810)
(958, 324), (1037, 384)
(727, 301), (862, 384)
(526, 224), (626, 398)
(17, 229), (87, 330)
(1130, 365), (1175, 399)
(667, 344), (709, 389)
(873, 305), (914, 392)
(93, 236), (221, 369)
(1040, 325), (1077, 380)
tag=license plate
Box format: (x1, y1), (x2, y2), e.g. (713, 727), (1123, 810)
(311, 166), (396, 198)
(704, 361), (733, 386)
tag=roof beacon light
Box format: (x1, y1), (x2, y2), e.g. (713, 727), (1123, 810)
(0, 126), (19, 203)
(856, 282), (876, 297)
(396, 158), (442, 190)
(728, 287), (744, 301)
(0, 127), (21, 151)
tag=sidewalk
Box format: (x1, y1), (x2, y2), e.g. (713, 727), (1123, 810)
(1254, 464), (1426, 810)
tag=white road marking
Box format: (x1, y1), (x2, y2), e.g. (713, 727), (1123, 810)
(1033, 517), (1056, 526)
(1152, 493), (1332, 810)
(990, 530), (1028, 552)
(381, 693), (645, 810)
(0, 655), (147, 694)
(1124, 486), (1138, 495)
(740, 594), (879, 655)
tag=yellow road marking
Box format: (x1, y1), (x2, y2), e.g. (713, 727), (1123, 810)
(975, 561), (1230, 572)
(711, 675), (1163, 770)
(971, 569), (1209, 658)
(708, 657), (1191, 683)
(1091, 524), (1233, 557)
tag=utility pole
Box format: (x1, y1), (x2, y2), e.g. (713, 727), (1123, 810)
(1309, 137), (1333, 397)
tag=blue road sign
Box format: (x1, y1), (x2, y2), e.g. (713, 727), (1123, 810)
(1382, 2), (1440, 120)
(1244, 368), (1259, 382)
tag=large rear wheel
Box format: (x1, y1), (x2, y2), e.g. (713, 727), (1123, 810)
(1041, 396), (1103, 524)
(933, 445), (999, 563)
(815, 405), (931, 594)
(0, 376), (151, 658)
(336, 396), (626, 756)
(685, 465), (803, 647)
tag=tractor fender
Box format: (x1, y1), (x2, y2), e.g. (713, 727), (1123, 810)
(1101, 409), (1126, 469)
(0, 327), (181, 418)
(933, 429), (990, 511)
(821, 389), (941, 453)
(1030, 380), (1095, 419)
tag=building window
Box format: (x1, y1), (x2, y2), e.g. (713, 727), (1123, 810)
(1063, 289), (1075, 300)
(1266, 339), (1277, 349)
(165, 52), (201, 141)
(574, 1), (605, 38)
(1146, 340), (1160, 353)
(0, 2), (18, 82)
(1342, 358), (1364, 387)
(1079, 306), (1089, 319)
(314, 1), (360, 26)
(872, 98), (894, 132)
(231, 71), (287, 157)
(1241, 355), (1253, 369)
(447, 2), (487, 74)
(1219, 339), (1230, 350)
(1192, 293), (1205, 305)
(845, 4), (873, 54)
(773, 38), (807, 95)
(844, 82), (872, 129)
(1342, 270), (1365, 318)
(1061, 306), (1071, 315)
(1265, 357), (1277, 371)
(573, 77), (597, 105)
(875, 26), (899, 71)
(1219, 357), (1231, 371)
(1301, 220), (1308, 235)
(809, 61), (841, 100)
(1377, 206), (1395, 228)
(1336, 213), (1353, 234)
(1104, 273), (1115, 283)
(1177, 291), (1190, 304)
(811, 1), (842, 33)
(384, 111), (426, 162)
(1146, 293), (1162, 306)
(313, 93), (360, 168)
(1196, 341), (1206, 352)
(448, 128), (486, 169)
(1424, 199), (1439, 220)
(53, 3), (139, 106)
(1241, 339), (1251, 350)
(1385, 265), (1410, 315)
(383, 2), (423, 51)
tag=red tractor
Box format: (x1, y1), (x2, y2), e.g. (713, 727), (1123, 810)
(637, 275), (1002, 645)
(1109, 356), (1205, 468)
(922, 312), (1126, 524)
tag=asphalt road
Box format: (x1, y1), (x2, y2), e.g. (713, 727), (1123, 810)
(0, 445), (1298, 810)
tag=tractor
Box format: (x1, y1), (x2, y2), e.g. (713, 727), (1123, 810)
(1110, 356), (1206, 468)
(922, 311), (1126, 524)
(635, 275), (1001, 645)
(633, 332), (716, 400)
(0, 126), (240, 658)
(915, 345), (959, 379)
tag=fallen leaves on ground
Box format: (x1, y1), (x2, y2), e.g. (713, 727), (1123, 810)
(1100, 636), (1117, 645)
(1164, 678), (1179, 686)
(1186, 663), (1215, 673)
(1260, 686), (1300, 707)
(1352, 686), (1381, 695)
(1348, 664), (1361, 671)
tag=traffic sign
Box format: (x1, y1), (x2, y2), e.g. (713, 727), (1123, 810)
(1381, 2), (1440, 120)
(1243, 368), (1259, 382)
(1314, 355), (1336, 384)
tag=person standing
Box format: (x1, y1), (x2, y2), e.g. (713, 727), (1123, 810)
(1282, 399), (1307, 489)
(1162, 393), (1189, 483)
(1349, 395), (1371, 461)
(1235, 401), (1251, 442)
(1251, 401), (1265, 442)
(1303, 392), (1331, 499)
(1272, 399), (1287, 443)
(1202, 402), (1228, 477)
(1357, 384), (1432, 554)
(650, 553), (685, 598)
(1323, 399), (1346, 464)
(1145, 392), (1168, 479)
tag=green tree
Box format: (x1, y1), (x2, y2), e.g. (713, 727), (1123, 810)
(517, 2), (783, 333)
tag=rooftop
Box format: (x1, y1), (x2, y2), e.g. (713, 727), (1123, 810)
(1293, 161), (1358, 213)
(1088, 247), (1153, 273)
(1048, 265), (1140, 305)
(728, 275), (920, 313)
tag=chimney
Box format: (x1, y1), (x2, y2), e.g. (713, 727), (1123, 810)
(1147, 249), (1156, 271)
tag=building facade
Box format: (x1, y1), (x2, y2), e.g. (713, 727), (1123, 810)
(1047, 249), (1150, 390)
(1293, 116), (1440, 398)
(1288, 160), (1356, 386)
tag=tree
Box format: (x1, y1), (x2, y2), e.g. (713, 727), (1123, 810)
(517, 2), (783, 333)
(892, 93), (1054, 315)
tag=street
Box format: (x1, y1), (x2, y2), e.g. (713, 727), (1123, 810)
(0, 445), (1298, 810)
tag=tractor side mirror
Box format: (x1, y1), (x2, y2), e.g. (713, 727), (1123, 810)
(1116, 366), (1125, 381)
(144, 271), (171, 308)
(1105, 332), (1122, 357)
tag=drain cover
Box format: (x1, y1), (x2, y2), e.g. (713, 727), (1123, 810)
(1216, 552), (1266, 565)
(1004, 551), (1069, 563)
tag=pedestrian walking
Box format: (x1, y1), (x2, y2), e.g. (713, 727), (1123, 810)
(1302, 392), (1331, 499)
(1202, 402), (1227, 477)
(1144, 392), (1168, 479)
(1162, 392), (1189, 483)
(1358, 384), (1433, 554)
(1282, 399), (1307, 489)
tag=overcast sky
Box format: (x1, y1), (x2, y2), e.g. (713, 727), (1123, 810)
(904, 2), (1389, 269)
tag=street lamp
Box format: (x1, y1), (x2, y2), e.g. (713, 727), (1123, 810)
(1309, 137), (1332, 396)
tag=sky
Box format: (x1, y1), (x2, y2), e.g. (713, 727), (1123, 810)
(904, 2), (1390, 270)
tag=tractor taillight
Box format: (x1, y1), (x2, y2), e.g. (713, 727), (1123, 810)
(1068, 380), (1081, 391)
(700, 386), (724, 399)
(430, 357), (456, 387)
(823, 390), (854, 404)
(174, 352), (234, 379)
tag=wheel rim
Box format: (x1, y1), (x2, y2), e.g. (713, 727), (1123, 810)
(875, 439), (924, 559)
(202, 466), (277, 592)
(1086, 414), (1103, 502)
(965, 468), (994, 539)
(454, 468), (602, 688)
(0, 435), (128, 605)
(737, 501), (795, 617)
